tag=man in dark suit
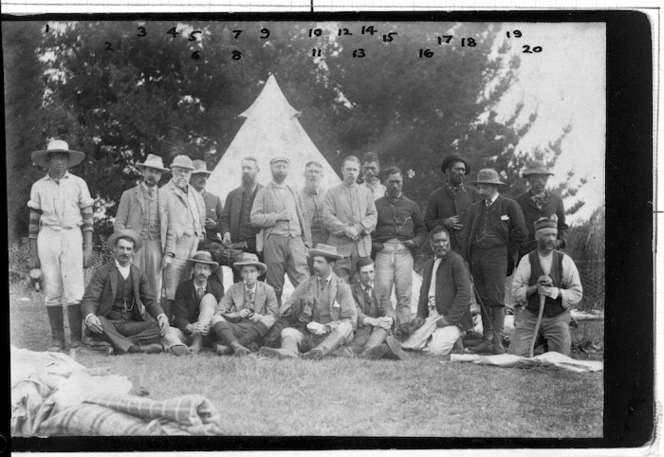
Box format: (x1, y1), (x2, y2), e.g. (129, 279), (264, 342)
(458, 169), (528, 354)
(399, 226), (473, 357)
(81, 230), (188, 356)
(332, 257), (405, 359)
(514, 161), (568, 260)
(220, 156), (264, 283)
(171, 251), (225, 354)
(114, 154), (168, 302)
(424, 153), (480, 253)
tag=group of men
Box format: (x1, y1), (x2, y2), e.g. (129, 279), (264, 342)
(27, 140), (582, 360)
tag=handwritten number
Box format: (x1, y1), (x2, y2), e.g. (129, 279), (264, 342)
(104, 41), (114, 51)
(189, 30), (202, 41)
(167, 27), (179, 39)
(506, 30), (522, 38)
(352, 49), (365, 58)
(137, 26), (147, 37)
(522, 45), (542, 53)
(232, 30), (242, 39)
(232, 50), (242, 60)
(191, 51), (200, 60)
(260, 28), (270, 39)
(44, 24), (50, 33)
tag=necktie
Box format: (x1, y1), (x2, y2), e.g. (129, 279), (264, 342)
(247, 289), (255, 303)
(196, 287), (205, 301)
(364, 287), (373, 307)
(147, 187), (154, 198)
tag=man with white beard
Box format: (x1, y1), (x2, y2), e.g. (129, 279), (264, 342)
(300, 161), (328, 274)
(159, 155), (206, 319)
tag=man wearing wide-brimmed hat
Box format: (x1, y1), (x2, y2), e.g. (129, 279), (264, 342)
(250, 156), (312, 306)
(458, 168), (528, 355)
(424, 153), (480, 253)
(209, 253), (278, 356)
(514, 161), (568, 259)
(159, 154), (206, 319)
(81, 229), (188, 356)
(169, 251), (225, 354)
(259, 244), (357, 360)
(509, 216), (583, 357)
(27, 139), (94, 352)
(115, 154), (168, 301)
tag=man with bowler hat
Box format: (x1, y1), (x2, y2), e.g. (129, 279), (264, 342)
(458, 169), (527, 354)
(424, 153), (480, 253)
(115, 154), (168, 301)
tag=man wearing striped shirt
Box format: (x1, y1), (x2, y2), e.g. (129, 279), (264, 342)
(27, 140), (94, 352)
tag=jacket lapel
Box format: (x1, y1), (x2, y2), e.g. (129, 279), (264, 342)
(131, 265), (146, 319)
(109, 266), (118, 304)
(233, 284), (245, 312)
(328, 276), (338, 318)
(255, 283), (266, 313)
(134, 185), (145, 213)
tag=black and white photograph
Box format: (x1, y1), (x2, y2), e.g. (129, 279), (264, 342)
(3, 11), (652, 450)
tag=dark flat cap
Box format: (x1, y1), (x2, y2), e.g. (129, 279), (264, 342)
(440, 153), (471, 175)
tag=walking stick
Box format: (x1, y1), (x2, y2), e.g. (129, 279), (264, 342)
(529, 294), (546, 358)
(469, 273), (502, 349)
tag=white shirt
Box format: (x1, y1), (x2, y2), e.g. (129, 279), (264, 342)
(485, 192), (499, 207)
(427, 257), (443, 304)
(115, 260), (131, 280)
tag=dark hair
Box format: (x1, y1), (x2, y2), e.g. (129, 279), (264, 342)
(115, 236), (136, 248)
(342, 155), (361, 168)
(356, 256), (374, 270)
(361, 151), (379, 165)
(430, 225), (450, 239)
(383, 166), (402, 179)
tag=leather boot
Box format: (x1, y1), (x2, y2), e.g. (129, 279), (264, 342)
(359, 328), (388, 357)
(230, 341), (251, 357)
(67, 303), (83, 348)
(470, 337), (493, 354)
(491, 307), (506, 355)
(46, 306), (65, 352)
(303, 330), (346, 360)
(259, 334), (299, 359)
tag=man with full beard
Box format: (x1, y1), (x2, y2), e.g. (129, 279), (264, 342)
(115, 154), (168, 302)
(300, 160), (328, 274)
(159, 155), (206, 319)
(250, 157), (311, 306)
(220, 157), (264, 283)
(509, 216), (582, 356)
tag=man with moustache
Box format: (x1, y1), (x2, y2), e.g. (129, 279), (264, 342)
(323, 155), (377, 282)
(332, 257), (406, 360)
(159, 155), (206, 319)
(424, 153), (480, 253)
(515, 161), (568, 260)
(28, 140), (94, 352)
(82, 230), (187, 356)
(171, 251), (225, 354)
(259, 244), (357, 360)
(189, 159), (225, 285)
(360, 152), (387, 201)
(399, 226), (474, 358)
(115, 154), (169, 302)
(250, 157), (311, 305)
(211, 253), (278, 356)
(220, 157), (264, 283)
(373, 166), (427, 326)
(300, 160), (329, 274)
(509, 216), (582, 356)
(457, 169), (528, 354)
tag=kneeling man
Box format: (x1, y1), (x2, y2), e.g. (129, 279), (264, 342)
(259, 244), (357, 360)
(82, 230), (187, 355)
(400, 226), (473, 357)
(509, 216), (583, 356)
(171, 251), (225, 353)
(333, 257), (406, 359)
(210, 253), (279, 356)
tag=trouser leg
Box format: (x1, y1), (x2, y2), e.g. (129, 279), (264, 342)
(313, 322), (353, 353)
(285, 237), (310, 289)
(212, 318), (240, 346)
(541, 311), (572, 356)
(374, 248), (395, 313)
(60, 229), (84, 306)
(163, 235), (197, 301)
(394, 246), (414, 325)
(38, 228), (64, 307)
(424, 325), (462, 356)
(95, 316), (137, 354)
(264, 236), (287, 305)
(508, 309), (539, 356)
(45, 305), (65, 351)
(67, 303), (83, 347)
(361, 327), (389, 353)
(237, 315), (276, 346)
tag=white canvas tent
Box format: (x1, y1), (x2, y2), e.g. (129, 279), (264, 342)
(207, 75), (341, 200)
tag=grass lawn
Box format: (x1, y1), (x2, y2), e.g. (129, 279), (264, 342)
(10, 281), (603, 438)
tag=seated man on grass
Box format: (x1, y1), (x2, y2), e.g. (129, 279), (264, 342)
(509, 216), (583, 357)
(210, 253), (279, 356)
(81, 230), (188, 356)
(398, 226), (473, 359)
(259, 244), (357, 360)
(332, 257), (407, 360)
(171, 251), (225, 354)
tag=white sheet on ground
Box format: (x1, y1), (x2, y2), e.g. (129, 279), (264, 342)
(449, 351), (603, 373)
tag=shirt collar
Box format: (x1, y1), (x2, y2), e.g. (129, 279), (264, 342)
(141, 182), (157, 193)
(361, 282), (374, 292)
(115, 260), (131, 277)
(318, 274), (332, 284)
(245, 283), (257, 292)
(45, 171), (70, 182)
(486, 192), (499, 206)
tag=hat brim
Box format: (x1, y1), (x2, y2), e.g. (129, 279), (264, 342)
(107, 231), (143, 252)
(32, 149), (85, 169)
(187, 258), (219, 271)
(191, 170), (213, 176)
(470, 180), (507, 186)
(137, 163), (168, 172)
(522, 170), (554, 177)
(233, 261), (267, 276)
(307, 249), (343, 260)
